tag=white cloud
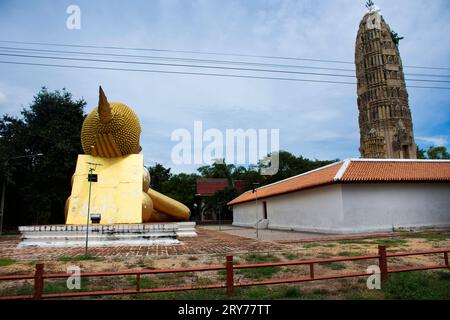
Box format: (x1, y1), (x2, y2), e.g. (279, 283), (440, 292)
(416, 136), (448, 147)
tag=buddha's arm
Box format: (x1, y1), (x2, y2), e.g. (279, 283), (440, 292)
(146, 188), (191, 221)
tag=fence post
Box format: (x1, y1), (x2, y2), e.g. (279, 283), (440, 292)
(226, 256), (234, 299)
(34, 263), (44, 299)
(444, 252), (449, 267)
(309, 263), (315, 279)
(136, 274), (141, 292)
(378, 245), (388, 282)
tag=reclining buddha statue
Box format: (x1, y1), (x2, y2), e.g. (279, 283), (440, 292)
(65, 86), (190, 224)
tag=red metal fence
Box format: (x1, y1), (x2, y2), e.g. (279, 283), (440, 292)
(0, 245), (448, 300)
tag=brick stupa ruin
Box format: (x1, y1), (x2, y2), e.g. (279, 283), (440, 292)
(355, 2), (417, 159)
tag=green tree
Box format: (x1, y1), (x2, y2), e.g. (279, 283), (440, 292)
(258, 150), (338, 186)
(161, 173), (199, 214)
(416, 145), (450, 160)
(202, 186), (237, 221)
(148, 163), (172, 192)
(391, 30), (404, 46)
(198, 162), (264, 192)
(198, 161), (234, 183)
(427, 146), (450, 159)
(416, 146), (427, 159)
(0, 88), (86, 227)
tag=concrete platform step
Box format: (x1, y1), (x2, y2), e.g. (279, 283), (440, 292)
(18, 222), (197, 247)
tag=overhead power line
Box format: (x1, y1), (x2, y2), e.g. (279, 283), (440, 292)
(0, 46), (358, 73)
(0, 52), (449, 84)
(0, 45), (448, 79)
(1, 60), (449, 90)
(0, 60), (356, 85)
(0, 40), (358, 65)
(0, 52), (358, 79)
(1, 39), (449, 71)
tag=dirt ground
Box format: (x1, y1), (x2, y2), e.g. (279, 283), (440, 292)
(201, 225), (328, 240)
(0, 228), (449, 299)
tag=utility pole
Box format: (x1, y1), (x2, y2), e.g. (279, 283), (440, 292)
(252, 182), (260, 240)
(218, 203), (222, 231)
(85, 162), (100, 256)
(255, 189), (259, 239)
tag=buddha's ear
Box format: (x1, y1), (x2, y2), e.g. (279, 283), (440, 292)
(98, 86), (112, 123)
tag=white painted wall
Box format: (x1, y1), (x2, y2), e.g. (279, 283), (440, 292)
(232, 200), (264, 228)
(340, 183), (450, 233)
(233, 184), (345, 233)
(232, 183), (450, 234)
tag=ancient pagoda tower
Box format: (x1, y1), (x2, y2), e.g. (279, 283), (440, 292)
(355, 3), (417, 159)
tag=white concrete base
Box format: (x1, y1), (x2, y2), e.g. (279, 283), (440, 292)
(18, 222), (197, 247)
(233, 221), (450, 235)
(176, 222), (198, 237)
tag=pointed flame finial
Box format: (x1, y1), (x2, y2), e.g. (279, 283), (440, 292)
(366, 0), (380, 14)
(98, 86), (112, 124)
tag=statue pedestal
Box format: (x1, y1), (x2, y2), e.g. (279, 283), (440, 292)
(17, 222), (197, 248)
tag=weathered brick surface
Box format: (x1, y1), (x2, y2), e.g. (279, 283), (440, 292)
(0, 228), (290, 260)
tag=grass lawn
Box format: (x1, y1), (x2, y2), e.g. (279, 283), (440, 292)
(57, 254), (104, 262)
(0, 258), (16, 266)
(0, 230), (448, 300)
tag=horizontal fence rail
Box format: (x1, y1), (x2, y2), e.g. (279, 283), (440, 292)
(0, 245), (448, 300)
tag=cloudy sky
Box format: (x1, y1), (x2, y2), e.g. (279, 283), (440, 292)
(0, 0), (449, 173)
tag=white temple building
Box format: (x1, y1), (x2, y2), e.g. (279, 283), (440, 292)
(228, 159), (450, 234)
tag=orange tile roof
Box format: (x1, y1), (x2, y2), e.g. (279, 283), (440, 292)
(228, 159), (450, 206)
(228, 162), (343, 205)
(341, 161), (450, 182)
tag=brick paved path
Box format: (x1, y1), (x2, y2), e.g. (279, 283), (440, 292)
(0, 228), (292, 260)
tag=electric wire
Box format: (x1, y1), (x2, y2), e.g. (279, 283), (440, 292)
(0, 52), (449, 84)
(0, 45), (448, 79)
(1, 40), (449, 71)
(1, 60), (449, 89)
